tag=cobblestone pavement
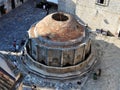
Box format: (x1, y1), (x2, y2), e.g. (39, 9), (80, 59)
(1, 1), (120, 90)
(83, 35), (120, 90)
(0, 0), (46, 51)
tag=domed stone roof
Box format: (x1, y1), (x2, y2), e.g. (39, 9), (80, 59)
(33, 12), (85, 42)
(25, 12), (95, 80)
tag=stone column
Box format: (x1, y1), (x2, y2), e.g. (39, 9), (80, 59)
(73, 49), (76, 65)
(82, 45), (85, 60)
(36, 45), (39, 61)
(61, 50), (63, 67)
(0, 12), (1, 17)
(29, 39), (32, 55)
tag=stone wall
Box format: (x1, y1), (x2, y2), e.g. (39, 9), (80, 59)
(14, 0), (27, 8)
(62, 50), (74, 66)
(26, 38), (91, 68)
(58, 0), (120, 35)
(25, 52), (94, 74)
(85, 39), (91, 55)
(0, 0), (12, 16)
(76, 0), (120, 35)
(74, 45), (85, 65)
(58, 0), (77, 14)
(48, 49), (61, 66)
(0, 0), (28, 17)
(38, 46), (47, 64)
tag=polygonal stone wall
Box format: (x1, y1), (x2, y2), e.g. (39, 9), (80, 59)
(23, 11), (97, 79)
(26, 38), (91, 67)
(47, 49), (61, 66)
(62, 50), (75, 66)
(74, 45), (85, 65)
(38, 46), (47, 65)
(26, 39), (91, 68)
(85, 39), (91, 56)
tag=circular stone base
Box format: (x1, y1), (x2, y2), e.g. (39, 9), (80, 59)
(24, 53), (97, 80)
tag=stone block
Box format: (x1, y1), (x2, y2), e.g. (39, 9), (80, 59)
(62, 50), (74, 66)
(47, 49), (61, 66)
(74, 46), (84, 65)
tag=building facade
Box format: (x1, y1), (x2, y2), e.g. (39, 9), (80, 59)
(0, 0), (28, 17)
(0, 55), (24, 90)
(58, 0), (120, 36)
(0, 67), (15, 90)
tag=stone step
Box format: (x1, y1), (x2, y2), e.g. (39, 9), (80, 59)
(0, 82), (8, 90)
(0, 76), (13, 88)
(0, 79), (11, 90)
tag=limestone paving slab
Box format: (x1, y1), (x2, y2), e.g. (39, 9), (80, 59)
(0, 0), (120, 90)
(0, 0), (46, 51)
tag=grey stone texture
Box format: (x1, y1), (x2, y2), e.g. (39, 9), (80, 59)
(24, 21), (96, 78)
(58, 0), (120, 36)
(58, 0), (76, 14)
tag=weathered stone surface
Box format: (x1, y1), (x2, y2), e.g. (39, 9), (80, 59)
(58, 0), (120, 36)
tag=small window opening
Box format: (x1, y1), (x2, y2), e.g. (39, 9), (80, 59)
(118, 31), (120, 37)
(97, 0), (105, 4)
(99, 0), (104, 4)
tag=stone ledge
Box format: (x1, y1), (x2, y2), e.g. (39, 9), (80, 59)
(24, 52), (97, 79)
